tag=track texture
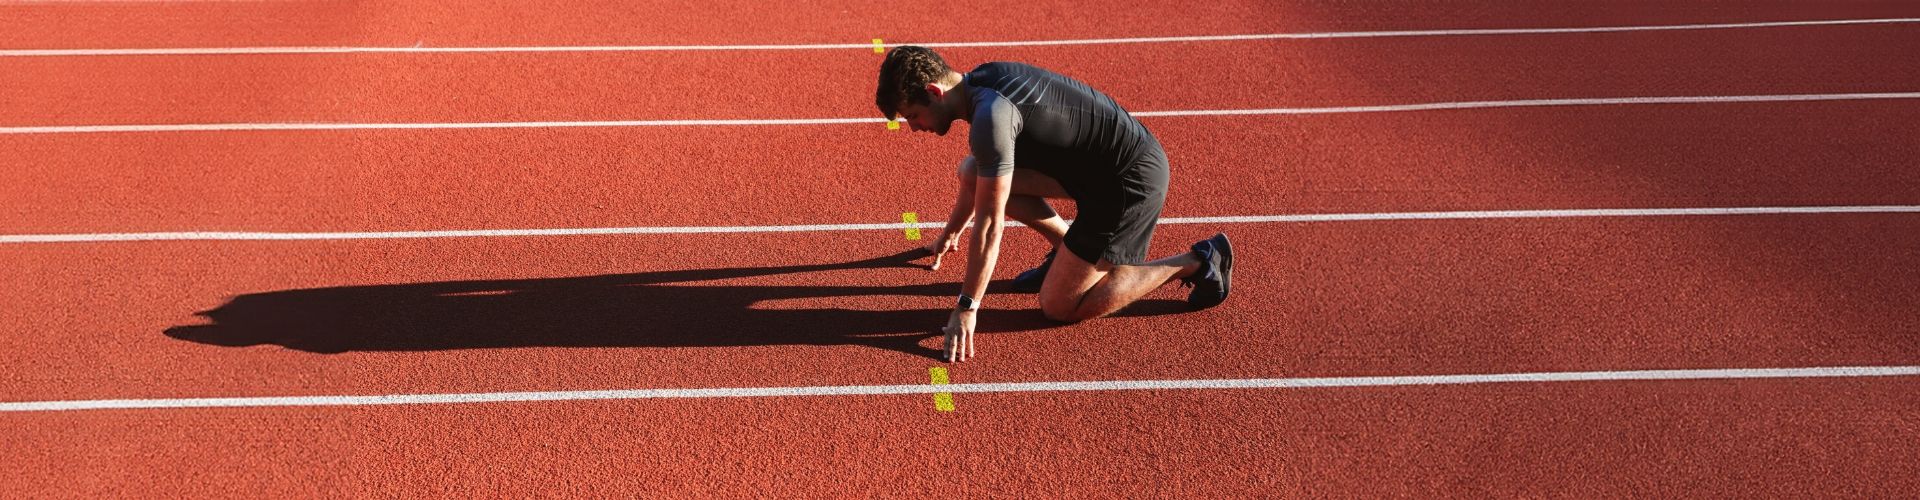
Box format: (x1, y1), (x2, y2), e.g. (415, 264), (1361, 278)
(5, 1), (1920, 496)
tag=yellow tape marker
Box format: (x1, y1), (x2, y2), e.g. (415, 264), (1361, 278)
(901, 212), (921, 240)
(887, 119), (900, 130)
(929, 367), (955, 411)
(872, 38), (885, 54)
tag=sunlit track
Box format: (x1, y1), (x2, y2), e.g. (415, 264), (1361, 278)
(5, 365), (1915, 413)
(3, 92), (1916, 135)
(8, 2), (1920, 496)
(4, 206), (1916, 244)
(2, 17), (1915, 57)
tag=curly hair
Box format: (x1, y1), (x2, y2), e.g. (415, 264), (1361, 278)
(875, 46), (952, 120)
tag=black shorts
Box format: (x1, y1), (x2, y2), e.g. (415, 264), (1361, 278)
(1061, 146), (1169, 266)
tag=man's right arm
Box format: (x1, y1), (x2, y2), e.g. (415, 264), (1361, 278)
(926, 157), (978, 270)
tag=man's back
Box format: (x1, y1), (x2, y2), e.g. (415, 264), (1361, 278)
(963, 61), (1160, 184)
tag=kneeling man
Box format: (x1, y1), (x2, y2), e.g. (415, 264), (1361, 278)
(877, 46), (1234, 362)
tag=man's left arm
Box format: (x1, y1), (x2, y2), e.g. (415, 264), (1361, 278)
(944, 93), (1020, 363)
(944, 173), (1011, 362)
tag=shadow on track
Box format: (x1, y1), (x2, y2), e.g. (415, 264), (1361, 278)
(163, 248), (1188, 359)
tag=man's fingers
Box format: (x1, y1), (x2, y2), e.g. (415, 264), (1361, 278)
(920, 241), (950, 270)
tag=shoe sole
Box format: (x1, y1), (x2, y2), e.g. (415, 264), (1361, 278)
(1213, 233), (1233, 305)
(1188, 233), (1234, 309)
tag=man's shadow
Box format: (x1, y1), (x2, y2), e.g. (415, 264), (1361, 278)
(164, 249), (1188, 359)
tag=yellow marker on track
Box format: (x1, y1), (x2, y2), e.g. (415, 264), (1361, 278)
(901, 212), (921, 240)
(872, 38), (886, 54)
(929, 367), (955, 411)
(887, 119), (900, 130)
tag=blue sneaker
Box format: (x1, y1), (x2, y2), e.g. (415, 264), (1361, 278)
(1010, 249), (1056, 293)
(1181, 233), (1233, 309)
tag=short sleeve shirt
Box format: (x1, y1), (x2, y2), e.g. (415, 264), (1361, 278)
(964, 62), (1159, 188)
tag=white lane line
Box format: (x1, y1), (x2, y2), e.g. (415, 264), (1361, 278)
(5, 205), (1918, 244)
(1130, 93), (1920, 117)
(4, 17), (1917, 57)
(0, 117), (883, 135)
(4, 92), (1918, 135)
(4, 365), (1915, 412)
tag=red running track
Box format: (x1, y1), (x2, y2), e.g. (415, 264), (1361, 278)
(6, 0), (1918, 49)
(4, 217), (1920, 399)
(4, 103), (1919, 233)
(5, 381), (1918, 497)
(4, 23), (1918, 125)
(5, 1), (1920, 496)
(5, 219), (1920, 495)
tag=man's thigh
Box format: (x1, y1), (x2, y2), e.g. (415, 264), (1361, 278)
(959, 157), (1069, 200)
(1038, 247), (1110, 320)
(1012, 167), (1072, 200)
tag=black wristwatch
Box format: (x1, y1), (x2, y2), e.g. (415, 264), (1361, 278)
(956, 294), (980, 311)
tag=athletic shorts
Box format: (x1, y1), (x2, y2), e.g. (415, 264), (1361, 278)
(1061, 146), (1169, 266)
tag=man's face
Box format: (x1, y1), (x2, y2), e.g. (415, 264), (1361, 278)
(896, 100), (954, 136)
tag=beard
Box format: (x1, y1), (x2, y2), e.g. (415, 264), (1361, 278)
(931, 109), (955, 136)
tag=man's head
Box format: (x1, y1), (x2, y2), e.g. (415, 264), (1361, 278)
(876, 45), (965, 135)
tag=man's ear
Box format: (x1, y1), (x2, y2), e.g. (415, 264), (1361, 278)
(924, 83), (947, 101)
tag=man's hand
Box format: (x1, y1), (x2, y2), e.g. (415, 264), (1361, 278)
(923, 228), (965, 270)
(942, 308), (978, 362)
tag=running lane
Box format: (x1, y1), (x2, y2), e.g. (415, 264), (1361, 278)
(4, 23), (1918, 125)
(4, 374), (1916, 496)
(4, 102), (1917, 234)
(9, 2), (1920, 496)
(3, 216), (1917, 403)
(5, 0), (1917, 49)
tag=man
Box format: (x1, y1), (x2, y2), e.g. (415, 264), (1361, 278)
(876, 46), (1234, 363)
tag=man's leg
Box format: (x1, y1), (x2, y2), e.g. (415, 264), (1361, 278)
(1004, 196), (1066, 248)
(1002, 170), (1071, 291)
(1020, 147), (1230, 320)
(1038, 248), (1202, 323)
(957, 156), (1067, 247)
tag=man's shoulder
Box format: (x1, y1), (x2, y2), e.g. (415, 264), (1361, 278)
(970, 87), (1018, 123)
(966, 61), (1044, 84)
(967, 61), (1013, 76)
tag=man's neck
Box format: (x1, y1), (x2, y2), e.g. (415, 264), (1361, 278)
(946, 71), (973, 122)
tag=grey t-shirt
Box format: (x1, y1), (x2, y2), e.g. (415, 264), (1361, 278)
(964, 62), (1159, 188)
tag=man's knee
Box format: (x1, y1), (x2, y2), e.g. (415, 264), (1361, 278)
(957, 156), (976, 179)
(1039, 293), (1086, 323)
(1038, 254), (1106, 323)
